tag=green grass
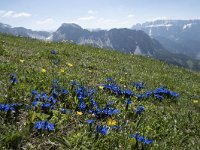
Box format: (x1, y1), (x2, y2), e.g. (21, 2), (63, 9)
(0, 34), (200, 150)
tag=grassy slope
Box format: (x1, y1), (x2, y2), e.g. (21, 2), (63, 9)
(0, 34), (200, 149)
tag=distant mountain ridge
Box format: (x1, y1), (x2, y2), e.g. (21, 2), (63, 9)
(132, 19), (200, 60)
(52, 23), (165, 55)
(0, 22), (50, 40)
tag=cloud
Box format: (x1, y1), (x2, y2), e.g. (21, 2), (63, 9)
(77, 16), (96, 21)
(0, 10), (5, 15)
(13, 12), (31, 18)
(2, 11), (15, 17)
(127, 14), (135, 18)
(36, 18), (55, 25)
(0, 10), (31, 18)
(88, 10), (98, 14)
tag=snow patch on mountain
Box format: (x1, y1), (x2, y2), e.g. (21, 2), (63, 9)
(145, 24), (173, 28)
(46, 34), (53, 41)
(78, 37), (113, 49)
(134, 46), (142, 55)
(183, 23), (192, 30)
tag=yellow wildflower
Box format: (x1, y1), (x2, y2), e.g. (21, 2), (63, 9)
(19, 59), (25, 63)
(41, 68), (46, 73)
(107, 118), (117, 126)
(193, 100), (198, 104)
(129, 138), (136, 145)
(60, 69), (65, 73)
(67, 63), (73, 67)
(76, 111), (83, 115)
(99, 85), (104, 90)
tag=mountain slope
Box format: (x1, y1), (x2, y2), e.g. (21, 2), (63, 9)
(0, 35), (200, 149)
(0, 34), (199, 149)
(132, 20), (200, 59)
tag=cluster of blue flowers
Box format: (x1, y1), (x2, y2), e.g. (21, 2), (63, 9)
(88, 101), (120, 118)
(135, 86), (179, 101)
(34, 121), (55, 131)
(102, 83), (134, 97)
(130, 132), (154, 145)
(153, 86), (179, 101)
(0, 103), (21, 112)
(31, 80), (69, 112)
(101, 79), (179, 102)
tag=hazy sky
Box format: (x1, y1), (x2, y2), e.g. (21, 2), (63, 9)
(0, 0), (200, 30)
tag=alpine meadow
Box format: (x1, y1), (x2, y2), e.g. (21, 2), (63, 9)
(0, 34), (199, 149)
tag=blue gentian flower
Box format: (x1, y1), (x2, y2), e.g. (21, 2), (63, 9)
(135, 106), (145, 114)
(61, 108), (67, 114)
(44, 121), (55, 131)
(34, 121), (44, 130)
(62, 89), (69, 95)
(53, 90), (59, 98)
(144, 139), (154, 145)
(78, 101), (86, 112)
(88, 109), (93, 114)
(41, 103), (52, 109)
(111, 126), (122, 130)
(155, 94), (164, 101)
(32, 101), (39, 107)
(168, 91), (179, 97)
(0, 104), (5, 111)
(0, 104), (20, 112)
(35, 93), (41, 101)
(134, 82), (145, 90)
(109, 100), (114, 105)
(130, 132), (140, 139)
(96, 125), (109, 135)
(87, 119), (96, 125)
(70, 80), (78, 86)
(51, 50), (57, 54)
(138, 136), (145, 142)
(145, 91), (152, 98)
(90, 99), (98, 107)
(137, 94), (145, 99)
(130, 132), (153, 145)
(48, 96), (57, 104)
(10, 74), (18, 84)
(31, 90), (38, 95)
(124, 90), (134, 97)
(103, 107), (120, 116)
(41, 92), (49, 100)
(52, 79), (59, 89)
(34, 121), (55, 131)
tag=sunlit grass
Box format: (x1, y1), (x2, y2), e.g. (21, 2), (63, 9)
(0, 34), (199, 149)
